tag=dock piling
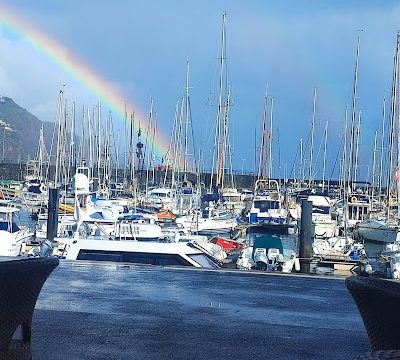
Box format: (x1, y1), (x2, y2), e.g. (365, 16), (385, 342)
(46, 187), (59, 242)
(298, 200), (314, 273)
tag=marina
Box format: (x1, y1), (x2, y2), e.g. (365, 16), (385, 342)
(0, 1), (400, 358)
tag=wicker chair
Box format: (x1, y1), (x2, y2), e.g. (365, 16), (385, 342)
(346, 276), (400, 359)
(0, 257), (59, 360)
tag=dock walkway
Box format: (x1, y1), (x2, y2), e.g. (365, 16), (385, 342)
(33, 262), (369, 359)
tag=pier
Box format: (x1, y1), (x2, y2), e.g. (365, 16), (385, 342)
(33, 261), (369, 359)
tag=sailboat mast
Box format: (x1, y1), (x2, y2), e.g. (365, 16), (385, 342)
(309, 87), (317, 187)
(322, 121), (328, 193)
(387, 32), (400, 222)
(130, 112), (135, 188)
(211, 12), (227, 190)
(54, 89), (65, 187)
(397, 35), (400, 219)
(349, 37), (361, 189)
(299, 137), (304, 185)
(371, 130), (378, 203)
(354, 110), (362, 184)
(268, 98), (274, 180)
(343, 109), (349, 237)
(184, 60), (190, 175)
(378, 97), (386, 198)
(71, 101), (76, 176)
(97, 102), (101, 184)
(258, 94), (268, 180)
(145, 99), (154, 195)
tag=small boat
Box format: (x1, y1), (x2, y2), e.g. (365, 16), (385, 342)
(209, 236), (243, 251)
(156, 209), (176, 223)
(236, 235), (299, 273)
(312, 235), (365, 260)
(175, 206), (237, 235)
(0, 201), (34, 256)
(247, 180), (289, 232)
(140, 187), (176, 211)
(307, 194), (338, 238)
(354, 219), (399, 244)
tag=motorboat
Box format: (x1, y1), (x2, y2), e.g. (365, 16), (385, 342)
(354, 219), (399, 244)
(35, 213), (76, 239)
(221, 188), (246, 215)
(72, 171), (162, 241)
(307, 195), (338, 238)
(248, 179), (288, 225)
(175, 205), (237, 235)
(51, 167), (222, 269)
(0, 201), (34, 256)
(312, 235), (365, 259)
(140, 187), (176, 211)
(236, 235), (299, 273)
(61, 237), (221, 268)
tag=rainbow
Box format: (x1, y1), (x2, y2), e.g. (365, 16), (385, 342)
(0, 3), (171, 161)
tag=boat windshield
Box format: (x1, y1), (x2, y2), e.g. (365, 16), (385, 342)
(150, 192), (170, 198)
(254, 200), (280, 211)
(312, 206), (330, 215)
(0, 221), (20, 233)
(224, 195), (242, 202)
(188, 254), (220, 268)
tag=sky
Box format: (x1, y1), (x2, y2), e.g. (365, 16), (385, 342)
(0, 0), (399, 181)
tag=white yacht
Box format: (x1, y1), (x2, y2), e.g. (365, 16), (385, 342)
(175, 205), (237, 235)
(53, 168), (221, 269)
(307, 195), (338, 238)
(312, 235), (365, 259)
(140, 187), (176, 211)
(0, 201), (34, 256)
(62, 238), (221, 268)
(248, 179), (288, 225)
(338, 193), (372, 228)
(36, 213), (76, 239)
(221, 188), (245, 215)
(355, 219), (399, 244)
(73, 170), (162, 241)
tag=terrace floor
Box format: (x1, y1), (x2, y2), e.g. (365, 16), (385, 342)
(32, 261), (369, 359)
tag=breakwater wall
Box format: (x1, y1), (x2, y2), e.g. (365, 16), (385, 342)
(2, 162), (346, 190)
(0, 163), (259, 189)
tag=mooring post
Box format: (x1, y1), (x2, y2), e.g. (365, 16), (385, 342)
(298, 200), (314, 273)
(47, 187), (60, 242)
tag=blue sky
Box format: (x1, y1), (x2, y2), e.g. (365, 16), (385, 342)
(0, 0), (399, 181)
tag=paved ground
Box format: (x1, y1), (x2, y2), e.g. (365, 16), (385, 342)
(32, 261), (369, 359)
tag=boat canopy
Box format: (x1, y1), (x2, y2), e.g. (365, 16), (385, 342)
(253, 235), (284, 254)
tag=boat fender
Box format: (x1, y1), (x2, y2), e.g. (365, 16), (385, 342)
(364, 263), (372, 273)
(40, 183), (47, 193)
(393, 269), (400, 280)
(351, 196), (357, 203)
(294, 257), (300, 272)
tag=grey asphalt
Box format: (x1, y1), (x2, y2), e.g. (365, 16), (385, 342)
(32, 261), (370, 359)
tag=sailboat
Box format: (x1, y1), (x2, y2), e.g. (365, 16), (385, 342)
(247, 93), (289, 233)
(176, 13), (238, 235)
(313, 37), (365, 259)
(21, 125), (49, 207)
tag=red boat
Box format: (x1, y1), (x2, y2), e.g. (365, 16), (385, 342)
(210, 237), (243, 251)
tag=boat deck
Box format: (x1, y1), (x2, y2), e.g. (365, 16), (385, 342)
(33, 261), (369, 359)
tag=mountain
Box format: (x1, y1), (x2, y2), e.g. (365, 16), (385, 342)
(0, 96), (54, 162)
